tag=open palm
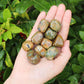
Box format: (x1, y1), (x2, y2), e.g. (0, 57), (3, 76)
(5, 4), (72, 84)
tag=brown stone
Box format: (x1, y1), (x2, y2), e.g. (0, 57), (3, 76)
(35, 45), (46, 57)
(41, 38), (52, 49)
(53, 35), (64, 47)
(31, 31), (43, 44)
(50, 19), (61, 32)
(22, 41), (34, 51)
(27, 50), (34, 59)
(27, 50), (40, 65)
(38, 19), (49, 33)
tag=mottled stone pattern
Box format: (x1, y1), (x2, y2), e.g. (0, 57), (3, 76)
(50, 19), (61, 32)
(27, 50), (40, 64)
(27, 50), (34, 59)
(41, 38), (52, 49)
(31, 32), (43, 44)
(46, 47), (59, 60)
(35, 45), (46, 57)
(45, 28), (57, 40)
(22, 19), (64, 65)
(38, 19), (49, 33)
(22, 41), (34, 51)
(28, 54), (40, 65)
(53, 35), (64, 47)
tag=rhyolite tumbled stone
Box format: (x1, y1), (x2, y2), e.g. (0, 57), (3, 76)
(22, 41), (34, 51)
(38, 19), (49, 33)
(50, 19), (61, 32)
(41, 38), (52, 49)
(46, 47), (59, 60)
(45, 28), (57, 40)
(22, 18), (65, 65)
(27, 50), (40, 65)
(35, 45), (46, 57)
(31, 31), (43, 44)
(27, 50), (34, 59)
(53, 35), (64, 47)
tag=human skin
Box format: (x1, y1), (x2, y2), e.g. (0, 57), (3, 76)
(4, 4), (72, 84)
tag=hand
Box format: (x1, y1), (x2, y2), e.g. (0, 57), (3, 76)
(4, 4), (72, 84)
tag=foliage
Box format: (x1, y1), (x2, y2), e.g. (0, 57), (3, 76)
(0, 0), (84, 84)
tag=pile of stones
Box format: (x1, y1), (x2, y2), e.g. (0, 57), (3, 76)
(22, 19), (64, 65)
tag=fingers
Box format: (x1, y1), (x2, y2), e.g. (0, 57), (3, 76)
(27, 5), (58, 40)
(59, 10), (72, 41)
(54, 40), (71, 73)
(45, 6), (57, 22)
(16, 12), (46, 64)
(18, 5), (58, 64)
(55, 4), (65, 23)
(27, 11), (46, 40)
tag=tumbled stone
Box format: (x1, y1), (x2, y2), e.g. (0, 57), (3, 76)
(27, 50), (40, 65)
(27, 50), (34, 59)
(41, 38), (52, 49)
(50, 19), (61, 32)
(45, 28), (57, 40)
(35, 45), (46, 57)
(46, 47), (59, 60)
(31, 31), (43, 44)
(38, 19), (49, 33)
(53, 35), (64, 47)
(22, 41), (34, 51)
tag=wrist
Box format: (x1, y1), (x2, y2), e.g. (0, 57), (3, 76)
(4, 74), (43, 84)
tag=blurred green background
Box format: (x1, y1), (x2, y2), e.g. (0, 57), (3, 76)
(0, 0), (84, 84)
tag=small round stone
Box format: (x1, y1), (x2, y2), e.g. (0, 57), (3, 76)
(45, 28), (57, 40)
(53, 35), (64, 47)
(41, 38), (52, 49)
(28, 51), (40, 65)
(35, 45), (46, 57)
(50, 19), (61, 32)
(27, 50), (34, 59)
(46, 47), (59, 60)
(31, 31), (43, 44)
(38, 19), (49, 33)
(22, 41), (34, 51)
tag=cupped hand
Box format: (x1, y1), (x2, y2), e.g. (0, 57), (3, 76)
(5, 4), (72, 84)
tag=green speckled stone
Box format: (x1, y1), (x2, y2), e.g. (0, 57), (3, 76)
(46, 47), (59, 60)
(45, 28), (57, 40)
(38, 19), (49, 33)
(50, 19), (61, 32)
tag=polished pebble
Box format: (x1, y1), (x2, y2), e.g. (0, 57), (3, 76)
(27, 50), (40, 65)
(31, 31), (43, 44)
(45, 28), (57, 40)
(53, 35), (64, 47)
(50, 19), (61, 32)
(38, 19), (49, 33)
(46, 47), (59, 60)
(22, 41), (34, 51)
(41, 38), (52, 49)
(35, 45), (46, 57)
(27, 50), (34, 59)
